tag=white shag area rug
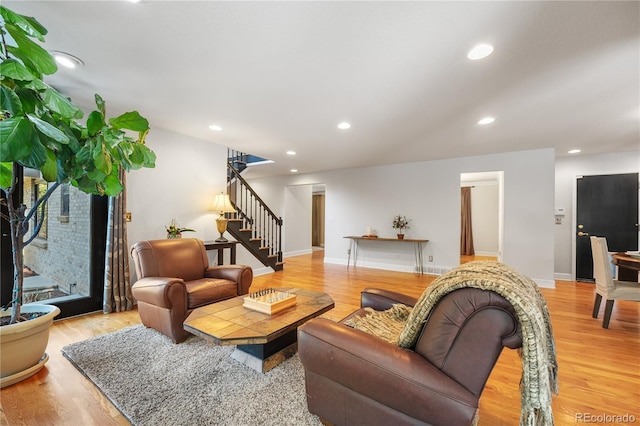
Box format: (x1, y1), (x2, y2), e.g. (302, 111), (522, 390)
(62, 325), (322, 426)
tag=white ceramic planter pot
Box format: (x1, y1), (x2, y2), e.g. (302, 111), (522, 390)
(0, 304), (60, 388)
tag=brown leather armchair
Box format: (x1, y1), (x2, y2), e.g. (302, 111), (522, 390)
(298, 287), (522, 426)
(130, 238), (253, 343)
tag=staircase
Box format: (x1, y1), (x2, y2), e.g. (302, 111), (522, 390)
(225, 150), (283, 271)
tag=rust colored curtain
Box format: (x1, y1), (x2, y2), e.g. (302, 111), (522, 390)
(460, 186), (475, 256)
(312, 194), (325, 247)
(103, 169), (134, 313)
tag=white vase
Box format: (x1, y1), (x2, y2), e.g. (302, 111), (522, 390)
(0, 304), (60, 388)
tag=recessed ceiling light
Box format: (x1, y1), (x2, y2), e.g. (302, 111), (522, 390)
(51, 51), (84, 69)
(477, 117), (495, 125)
(208, 124), (222, 131)
(286, 151), (296, 156)
(467, 44), (494, 60)
(568, 149), (581, 154)
(290, 169), (298, 173)
(337, 122), (351, 130)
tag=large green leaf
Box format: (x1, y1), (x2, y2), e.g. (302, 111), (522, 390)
(0, 59), (35, 81)
(92, 141), (112, 176)
(86, 110), (105, 136)
(75, 143), (92, 165)
(0, 162), (12, 188)
(17, 130), (47, 170)
(86, 168), (107, 182)
(128, 142), (144, 164)
(14, 87), (38, 114)
(74, 175), (100, 195)
(0, 117), (32, 161)
(0, 6), (47, 41)
(5, 23), (57, 76)
(94, 94), (106, 117)
(0, 85), (23, 116)
(40, 148), (58, 181)
(21, 74), (48, 91)
(27, 113), (70, 144)
(102, 168), (124, 196)
(6, 45), (47, 79)
(142, 145), (157, 167)
(109, 111), (149, 132)
(42, 87), (83, 119)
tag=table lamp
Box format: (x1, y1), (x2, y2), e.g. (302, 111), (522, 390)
(212, 192), (235, 242)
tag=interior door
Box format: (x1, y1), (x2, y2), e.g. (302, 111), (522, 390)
(576, 173), (639, 281)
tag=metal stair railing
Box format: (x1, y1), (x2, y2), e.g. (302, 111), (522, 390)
(227, 159), (283, 265)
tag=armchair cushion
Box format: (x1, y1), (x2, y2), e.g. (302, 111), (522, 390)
(185, 278), (237, 308)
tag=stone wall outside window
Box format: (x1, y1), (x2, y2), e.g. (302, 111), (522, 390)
(23, 180), (92, 296)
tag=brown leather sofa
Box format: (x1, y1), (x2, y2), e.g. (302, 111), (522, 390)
(130, 238), (253, 343)
(298, 287), (522, 426)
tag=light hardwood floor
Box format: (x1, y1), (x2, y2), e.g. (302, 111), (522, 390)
(1, 251), (639, 425)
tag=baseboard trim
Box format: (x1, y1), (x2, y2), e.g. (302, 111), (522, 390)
(534, 278), (556, 288)
(554, 272), (573, 282)
(252, 266), (274, 277)
(284, 249), (313, 258)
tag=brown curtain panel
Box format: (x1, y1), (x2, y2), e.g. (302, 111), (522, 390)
(312, 194), (325, 247)
(460, 186), (475, 256)
(103, 169), (134, 313)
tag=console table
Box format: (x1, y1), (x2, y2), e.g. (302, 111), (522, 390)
(204, 240), (239, 265)
(344, 236), (429, 274)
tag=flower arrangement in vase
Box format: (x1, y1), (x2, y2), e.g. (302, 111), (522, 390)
(392, 215), (411, 239)
(166, 219), (195, 239)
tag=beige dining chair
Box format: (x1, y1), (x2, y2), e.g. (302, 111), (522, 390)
(590, 236), (640, 329)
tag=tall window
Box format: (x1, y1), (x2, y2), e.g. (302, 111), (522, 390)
(60, 184), (70, 217)
(33, 181), (48, 240)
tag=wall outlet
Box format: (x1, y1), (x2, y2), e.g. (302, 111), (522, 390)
(428, 255), (433, 262)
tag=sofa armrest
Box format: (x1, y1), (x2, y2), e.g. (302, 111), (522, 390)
(361, 288), (418, 310)
(131, 277), (187, 310)
(298, 318), (478, 425)
(204, 265), (253, 295)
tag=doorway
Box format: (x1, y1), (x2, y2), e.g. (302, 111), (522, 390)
(283, 183), (325, 257)
(575, 173), (639, 282)
(460, 172), (504, 264)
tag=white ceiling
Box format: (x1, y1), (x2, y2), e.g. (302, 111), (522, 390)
(6, 1), (639, 179)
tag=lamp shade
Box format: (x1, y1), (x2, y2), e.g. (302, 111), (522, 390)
(212, 193), (235, 213)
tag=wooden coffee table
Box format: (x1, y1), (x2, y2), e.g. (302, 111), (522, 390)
(183, 288), (334, 373)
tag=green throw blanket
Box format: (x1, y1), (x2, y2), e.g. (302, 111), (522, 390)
(347, 261), (559, 426)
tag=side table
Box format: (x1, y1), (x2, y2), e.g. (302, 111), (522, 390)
(204, 240), (239, 265)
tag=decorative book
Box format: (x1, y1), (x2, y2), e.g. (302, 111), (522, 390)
(243, 288), (297, 315)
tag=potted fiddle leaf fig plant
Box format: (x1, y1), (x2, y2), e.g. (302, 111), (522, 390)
(0, 5), (156, 387)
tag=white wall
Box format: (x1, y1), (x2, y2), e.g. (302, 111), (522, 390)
(248, 148), (556, 287)
(554, 151), (640, 280)
(283, 185), (313, 256)
(124, 135), (638, 285)
(126, 127), (267, 276)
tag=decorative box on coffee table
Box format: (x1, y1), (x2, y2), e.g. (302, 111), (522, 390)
(243, 288), (297, 315)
